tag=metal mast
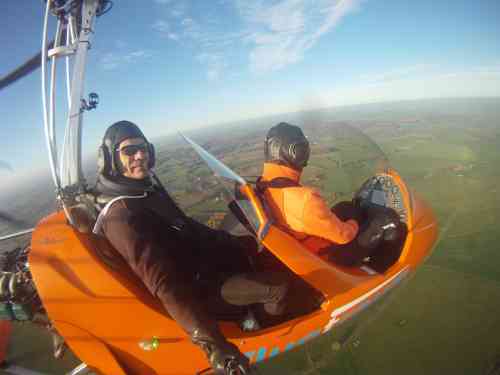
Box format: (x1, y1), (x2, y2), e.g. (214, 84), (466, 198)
(41, 0), (107, 224)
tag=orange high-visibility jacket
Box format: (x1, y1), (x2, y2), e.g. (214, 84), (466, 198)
(260, 163), (359, 251)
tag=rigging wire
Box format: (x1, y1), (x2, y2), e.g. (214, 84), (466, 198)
(49, 19), (64, 171)
(41, 0), (62, 190)
(0, 41), (54, 91)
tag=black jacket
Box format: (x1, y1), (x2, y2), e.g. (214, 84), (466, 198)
(99, 187), (247, 339)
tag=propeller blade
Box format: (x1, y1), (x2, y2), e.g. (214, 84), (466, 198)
(0, 40), (55, 91)
(0, 229), (34, 242)
(0, 211), (32, 230)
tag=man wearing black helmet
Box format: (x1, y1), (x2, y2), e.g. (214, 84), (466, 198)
(259, 122), (396, 266)
(93, 121), (288, 375)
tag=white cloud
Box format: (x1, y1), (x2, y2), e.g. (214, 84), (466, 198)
(100, 50), (152, 71)
(150, 0), (364, 79)
(238, 0), (363, 73)
(152, 20), (181, 41)
(359, 64), (438, 84)
(115, 39), (126, 49)
(152, 20), (170, 34)
(197, 53), (227, 81)
(169, 2), (188, 18)
(181, 18), (195, 27)
(153, 16), (201, 40)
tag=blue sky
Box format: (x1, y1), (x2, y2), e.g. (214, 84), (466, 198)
(1, 0), (499, 182)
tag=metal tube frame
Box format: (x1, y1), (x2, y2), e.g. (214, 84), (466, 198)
(49, 19), (63, 170)
(41, 0), (61, 190)
(41, 0), (101, 227)
(0, 229), (35, 242)
(61, 0), (99, 190)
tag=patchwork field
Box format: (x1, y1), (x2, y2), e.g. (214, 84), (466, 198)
(2, 98), (500, 374)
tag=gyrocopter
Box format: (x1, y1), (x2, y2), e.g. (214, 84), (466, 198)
(0, 1), (439, 374)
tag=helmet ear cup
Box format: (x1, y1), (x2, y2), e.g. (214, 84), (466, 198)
(97, 139), (117, 176)
(288, 141), (310, 168)
(265, 137), (282, 162)
(97, 144), (111, 175)
(264, 122), (309, 169)
(148, 143), (156, 169)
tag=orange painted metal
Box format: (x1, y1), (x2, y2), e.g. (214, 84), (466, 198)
(28, 170), (438, 374)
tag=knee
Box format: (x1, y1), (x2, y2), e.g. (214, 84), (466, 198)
(267, 281), (288, 304)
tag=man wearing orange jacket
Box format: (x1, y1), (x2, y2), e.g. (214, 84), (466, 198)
(258, 122), (392, 266)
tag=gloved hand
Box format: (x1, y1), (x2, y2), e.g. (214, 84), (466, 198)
(356, 217), (385, 249)
(208, 340), (251, 375)
(192, 329), (252, 375)
(357, 207), (400, 248)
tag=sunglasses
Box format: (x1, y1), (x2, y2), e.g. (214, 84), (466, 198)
(117, 143), (148, 156)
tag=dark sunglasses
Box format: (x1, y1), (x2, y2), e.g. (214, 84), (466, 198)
(117, 143), (148, 156)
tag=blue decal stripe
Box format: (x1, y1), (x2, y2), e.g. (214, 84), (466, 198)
(244, 351), (255, 360)
(298, 329), (322, 346)
(246, 330), (322, 362)
(308, 330), (321, 339)
(269, 347), (280, 358)
(256, 347), (267, 362)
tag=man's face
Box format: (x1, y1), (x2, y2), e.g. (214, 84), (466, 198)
(117, 137), (150, 179)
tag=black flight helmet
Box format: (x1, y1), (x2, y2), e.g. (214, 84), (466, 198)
(265, 122), (310, 170)
(97, 120), (155, 176)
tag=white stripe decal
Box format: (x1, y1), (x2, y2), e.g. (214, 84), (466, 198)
(323, 266), (409, 333)
(360, 265), (377, 275)
(413, 222), (437, 233)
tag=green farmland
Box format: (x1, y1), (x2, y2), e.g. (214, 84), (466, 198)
(3, 98), (500, 374)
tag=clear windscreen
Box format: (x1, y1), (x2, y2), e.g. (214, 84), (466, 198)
(180, 134), (262, 235)
(155, 121), (400, 236)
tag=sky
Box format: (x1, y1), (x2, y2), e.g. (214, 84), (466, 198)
(1, 0), (499, 180)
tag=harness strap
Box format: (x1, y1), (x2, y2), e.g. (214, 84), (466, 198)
(92, 193), (147, 234)
(255, 176), (300, 193)
(256, 176), (313, 243)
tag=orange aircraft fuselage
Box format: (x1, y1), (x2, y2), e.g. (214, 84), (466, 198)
(28, 170), (438, 375)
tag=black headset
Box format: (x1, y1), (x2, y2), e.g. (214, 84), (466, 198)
(97, 139), (156, 176)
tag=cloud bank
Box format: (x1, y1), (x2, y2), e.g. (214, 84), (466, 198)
(152, 0), (363, 78)
(100, 50), (152, 71)
(238, 0), (362, 73)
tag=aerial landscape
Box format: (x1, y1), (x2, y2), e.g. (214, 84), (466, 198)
(1, 0), (499, 374)
(1, 97), (500, 374)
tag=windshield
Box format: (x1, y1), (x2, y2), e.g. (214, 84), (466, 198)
(180, 134), (264, 236)
(160, 121), (395, 237)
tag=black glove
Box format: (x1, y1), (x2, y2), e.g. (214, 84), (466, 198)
(192, 329), (252, 375)
(357, 207), (400, 248)
(356, 218), (384, 249)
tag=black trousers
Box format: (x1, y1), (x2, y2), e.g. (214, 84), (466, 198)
(195, 235), (289, 320)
